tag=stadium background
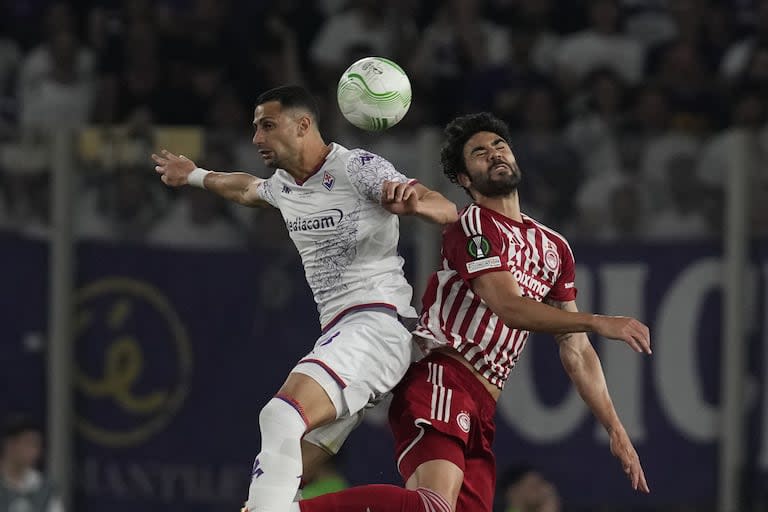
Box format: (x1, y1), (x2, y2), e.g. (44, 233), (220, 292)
(0, 0), (767, 511)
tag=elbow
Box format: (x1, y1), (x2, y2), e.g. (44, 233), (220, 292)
(558, 341), (586, 375)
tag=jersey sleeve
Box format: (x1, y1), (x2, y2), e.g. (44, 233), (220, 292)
(547, 240), (578, 302)
(346, 149), (416, 203)
(254, 174), (279, 209)
(443, 208), (511, 281)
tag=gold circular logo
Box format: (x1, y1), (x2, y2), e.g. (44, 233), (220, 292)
(74, 278), (192, 447)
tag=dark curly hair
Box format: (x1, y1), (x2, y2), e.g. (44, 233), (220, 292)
(440, 113), (513, 190)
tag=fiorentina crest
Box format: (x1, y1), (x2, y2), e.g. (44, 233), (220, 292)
(322, 171), (335, 191)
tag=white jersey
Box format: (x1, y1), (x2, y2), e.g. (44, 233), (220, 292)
(255, 143), (418, 330)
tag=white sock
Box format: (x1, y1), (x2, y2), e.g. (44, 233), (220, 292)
(246, 397), (308, 512)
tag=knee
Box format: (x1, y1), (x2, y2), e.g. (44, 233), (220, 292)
(258, 397), (309, 437)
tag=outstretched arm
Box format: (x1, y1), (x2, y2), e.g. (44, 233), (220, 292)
(547, 298), (650, 494)
(471, 270), (652, 353)
(151, 149), (270, 207)
(381, 181), (458, 224)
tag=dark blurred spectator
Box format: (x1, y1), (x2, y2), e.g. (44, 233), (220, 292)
(667, 0), (733, 71)
(511, 83), (584, 226)
(740, 43), (768, 87)
(623, 0), (678, 48)
(235, 18), (305, 112)
(600, 180), (649, 239)
(721, 0), (768, 81)
(565, 67), (628, 177)
(0, 34), (21, 140)
(0, 414), (63, 512)
(696, 84), (768, 235)
(645, 153), (713, 239)
(18, 30), (93, 133)
(148, 145), (245, 250)
(76, 165), (163, 242)
(648, 39), (720, 133)
(17, 3), (94, 131)
(257, 0), (325, 73)
(310, 0), (416, 85)
(488, 0), (561, 76)
(0, 135), (51, 236)
(554, 0), (644, 89)
(493, 465), (560, 512)
(411, 0), (510, 124)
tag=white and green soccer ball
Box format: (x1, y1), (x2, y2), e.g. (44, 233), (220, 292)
(337, 57), (412, 131)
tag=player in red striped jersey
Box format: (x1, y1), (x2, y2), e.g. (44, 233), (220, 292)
(295, 112), (651, 512)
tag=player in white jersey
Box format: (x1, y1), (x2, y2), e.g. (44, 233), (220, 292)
(294, 113), (651, 512)
(151, 85), (458, 512)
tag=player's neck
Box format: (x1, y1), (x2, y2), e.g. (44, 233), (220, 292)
(286, 138), (331, 182)
(475, 191), (522, 222)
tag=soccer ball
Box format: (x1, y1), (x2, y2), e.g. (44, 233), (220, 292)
(337, 57), (412, 131)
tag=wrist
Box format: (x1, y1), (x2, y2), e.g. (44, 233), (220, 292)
(586, 313), (601, 332)
(188, 167), (211, 189)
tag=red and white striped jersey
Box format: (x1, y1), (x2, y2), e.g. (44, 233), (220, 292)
(414, 203), (577, 388)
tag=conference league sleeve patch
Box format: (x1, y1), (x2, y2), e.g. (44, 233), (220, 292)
(466, 255), (502, 274)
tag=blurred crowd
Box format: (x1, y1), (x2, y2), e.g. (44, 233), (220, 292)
(0, 0), (767, 248)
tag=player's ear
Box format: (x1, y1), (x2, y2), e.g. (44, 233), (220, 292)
(457, 172), (471, 189)
(296, 114), (312, 136)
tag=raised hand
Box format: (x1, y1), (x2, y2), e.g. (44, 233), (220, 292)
(151, 149), (197, 187)
(592, 315), (651, 354)
(381, 180), (420, 215)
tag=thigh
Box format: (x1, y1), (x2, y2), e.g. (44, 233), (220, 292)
(293, 312), (413, 417)
(278, 372), (338, 430)
(303, 410), (364, 456)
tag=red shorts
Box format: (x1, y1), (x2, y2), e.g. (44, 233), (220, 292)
(389, 352), (497, 512)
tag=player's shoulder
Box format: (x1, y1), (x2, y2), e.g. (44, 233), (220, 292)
(523, 214), (574, 257)
(454, 203), (504, 237)
(338, 145), (392, 170)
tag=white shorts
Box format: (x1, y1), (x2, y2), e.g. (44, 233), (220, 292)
(293, 309), (413, 454)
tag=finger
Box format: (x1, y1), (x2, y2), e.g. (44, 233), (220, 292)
(624, 336), (641, 353)
(161, 174), (169, 185)
(633, 321), (652, 353)
(161, 149), (177, 159)
(634, 328), (651, 354)
(638, 467), (650, 493)
(151, 154), (167, 164)
(382, 182), (393, 202)
(388, 182), (396, 201)
(154, 165), (165, 174)
(630, 463), (639, 490)
(630, 322), (651, 354)
(644, 326), (652, 354)
(402, 186), (415, 202)
(395, 184), (407, 202)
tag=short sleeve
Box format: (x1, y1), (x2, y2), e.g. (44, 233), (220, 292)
(546, 241), (577, 302)
(443, 207), (511, 281)
(255, 174), (279, 208)
(346, 149), (415, 203)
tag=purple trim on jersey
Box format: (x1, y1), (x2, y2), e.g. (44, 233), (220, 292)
(320, 302), (398, 335)
(297, 359), (348, 389)
(275, 393), (310, 427)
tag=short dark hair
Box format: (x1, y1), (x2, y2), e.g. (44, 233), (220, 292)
(2, 414), (40, 440)
(256, 85), (320, 123)
(440, 112), (512, 186)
